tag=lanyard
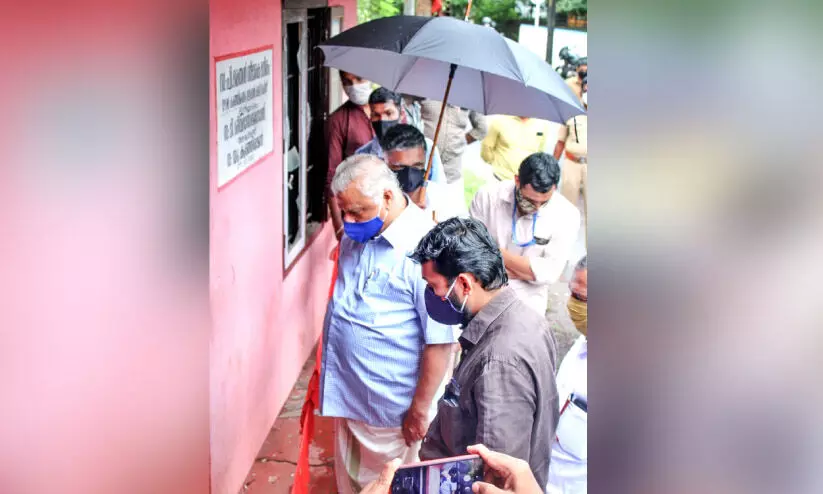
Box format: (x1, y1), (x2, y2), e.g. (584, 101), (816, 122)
(511, 202), (538, 247)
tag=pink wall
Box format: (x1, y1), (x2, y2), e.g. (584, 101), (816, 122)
(209, 1), (357, 493)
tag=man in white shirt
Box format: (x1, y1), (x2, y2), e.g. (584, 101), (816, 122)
(380, 124), (467, 224)
(469, 152), (580, 315)
(548, 256), (588, 494)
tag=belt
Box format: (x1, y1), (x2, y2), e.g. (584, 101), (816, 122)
(565, 151), (587, 164)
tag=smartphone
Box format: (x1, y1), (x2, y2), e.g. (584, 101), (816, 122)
(390, 454), (484, 494)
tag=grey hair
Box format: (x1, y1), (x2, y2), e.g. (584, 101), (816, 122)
(575, 255), (587, 271)
(331, 154), (401, 204)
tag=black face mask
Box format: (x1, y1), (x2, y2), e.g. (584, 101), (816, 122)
(393, 166), (426, 193)
(372, 119), (399, 140)
(577, 69), (587, 79)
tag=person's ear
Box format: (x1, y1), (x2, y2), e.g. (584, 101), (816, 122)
(458, 273), (473, 294)
(514, 175), (520, 187)
(383, 188), (394, 207)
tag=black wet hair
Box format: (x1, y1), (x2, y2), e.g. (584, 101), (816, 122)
(409, 217), (508, 290)
(518, 152), (560, 193)
(379, 123), (427, 154)
(368, 87), (402, 107)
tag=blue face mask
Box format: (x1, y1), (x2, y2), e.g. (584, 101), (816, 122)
(343, 204), (386, 243)
(424, 278), (469, 326)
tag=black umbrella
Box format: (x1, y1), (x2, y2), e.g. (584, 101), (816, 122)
(319, 15), (585, 203)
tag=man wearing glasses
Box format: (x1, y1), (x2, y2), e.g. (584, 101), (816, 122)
(469, 153), (580, 315)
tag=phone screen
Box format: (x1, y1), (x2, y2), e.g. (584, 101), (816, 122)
(390, 455), (484, 494)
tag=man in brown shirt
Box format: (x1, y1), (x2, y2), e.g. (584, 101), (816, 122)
(326, 71), (375, 239)
(409, 217), (558, 488)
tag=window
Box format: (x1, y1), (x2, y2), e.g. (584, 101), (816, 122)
(282, 7), (341, 272)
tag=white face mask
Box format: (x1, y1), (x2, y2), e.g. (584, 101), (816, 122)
(344, 81), (372, 106)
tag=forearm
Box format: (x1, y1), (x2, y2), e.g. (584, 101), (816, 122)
(411, 344), (453, 413)
(480, 126), (497, 164)
(553, 140), (565, 160)
(327, 192), (343, 237)
(468, 112), (488, 141)
(501, 248), (536, 281)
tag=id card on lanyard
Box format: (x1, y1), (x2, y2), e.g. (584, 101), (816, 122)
(511, 202), (538, 247)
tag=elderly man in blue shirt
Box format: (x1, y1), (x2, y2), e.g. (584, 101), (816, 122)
(321, 153), (456, 494)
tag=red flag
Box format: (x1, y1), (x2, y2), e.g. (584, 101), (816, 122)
(293, 244), (340, 494)
(432, 0), (443, 16)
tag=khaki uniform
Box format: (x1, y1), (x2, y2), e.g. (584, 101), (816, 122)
(565, 75), (583, 101)
(558, 115), (587, 208)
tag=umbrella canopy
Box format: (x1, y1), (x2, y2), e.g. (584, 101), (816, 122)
(318, 15), (585, 123)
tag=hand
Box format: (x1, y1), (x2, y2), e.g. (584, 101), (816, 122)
(360, 458), (401, 494)
(401, 404), (429, 446)
(467, 444), (543, 494)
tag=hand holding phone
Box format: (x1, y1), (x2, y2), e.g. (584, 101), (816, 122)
(389, 454), (484, 493)
(466, 444), (544, 494)
(361, 458), (402, 494)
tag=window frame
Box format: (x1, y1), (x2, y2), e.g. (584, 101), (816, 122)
(282, 6), (344, 276)
(282, 9), (309, 271)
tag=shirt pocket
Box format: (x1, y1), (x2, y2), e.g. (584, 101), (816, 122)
(556, 401), (587, 460)
(361, 266), (412, 303)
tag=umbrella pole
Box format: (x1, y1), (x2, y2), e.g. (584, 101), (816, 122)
(420, 63), (457, 208)
(464, 0), (473, 20)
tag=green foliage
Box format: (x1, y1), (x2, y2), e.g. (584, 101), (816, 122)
(448, 0), (520, 23)
(557, 0), (587, 14)
(463, 168), (487, 209)
(358, 0), (405, 23)
(448, 0), (586, 20)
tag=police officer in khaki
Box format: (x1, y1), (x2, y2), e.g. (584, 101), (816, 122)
(553, 114), (587, 209)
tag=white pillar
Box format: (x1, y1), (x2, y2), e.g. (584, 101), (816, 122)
(404, 0), (415, 15)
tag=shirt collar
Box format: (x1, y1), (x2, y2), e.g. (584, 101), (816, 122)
(499, 182), (516, 205)
(459, 286), (518, 348)
(368, 138), (385, 158)
(378, 197), (422, 250)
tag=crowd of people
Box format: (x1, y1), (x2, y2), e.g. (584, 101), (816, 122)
(319, 62), (588, 494)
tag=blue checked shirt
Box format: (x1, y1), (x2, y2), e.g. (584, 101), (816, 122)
(320, 201), (455, 428)
(355, 136), (446, 184)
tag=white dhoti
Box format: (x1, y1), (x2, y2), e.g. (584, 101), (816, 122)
(334, 418), (421, 494)
(333, 352), (455, 494)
